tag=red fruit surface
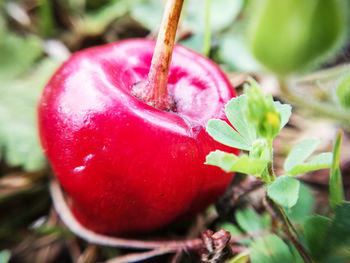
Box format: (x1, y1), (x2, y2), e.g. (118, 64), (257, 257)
(38, 39), (238, 235)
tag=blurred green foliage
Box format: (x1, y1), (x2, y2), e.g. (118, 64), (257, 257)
(0, 11), (59, 170)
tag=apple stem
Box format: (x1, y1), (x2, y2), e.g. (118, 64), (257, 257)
(133, 0), (184, 111)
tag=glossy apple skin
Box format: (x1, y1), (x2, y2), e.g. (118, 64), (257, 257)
(38, 39), (239, 235)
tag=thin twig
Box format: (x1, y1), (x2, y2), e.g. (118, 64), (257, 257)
(169, 250), (183, 263)
(106, 247), (174, 263)
(50, 178), (266, 263)
(77, 245), (98, 263)
(49, 179), (202, 250)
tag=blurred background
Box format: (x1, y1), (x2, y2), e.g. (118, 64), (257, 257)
(0, 0), (350, 262)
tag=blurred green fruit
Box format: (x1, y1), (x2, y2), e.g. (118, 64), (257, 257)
(247, 0), (349, 75)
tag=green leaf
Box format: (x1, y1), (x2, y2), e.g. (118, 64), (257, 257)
(218, 222), (243, 236)
(0, 15), (5, 37)
(289, 243), (305, 263)
(250, 234), (296, 263)
(325, 202), (350, 260)
(207, 119), (251, 150)
(303, 215), (331, 261)
(227, 250), (250, 263)
(218, 222), (251, 246)
(130, 0), (163, 31)
(260, 213), (272, 228)
(288, 152), (333, 176)
(81, 0), (130, 35)
(284, 138), (320, 172)
(217, 23), (262, 72)
(303, 202), (350, 262)
(225, 95), (257, 145)
(235, 208), (263, 233)
(0, 33), (42, 80)
(329, 131), (344, 210)
(250, 139), (270, 162)
(0, 250), (11, 263)
(185, 0), (243, 32)
(284, 183), (314, 223)
(205, 151), (268, 176)
(267, 175), (300, 208)
(179, 33), (205, 53)
(39, 0), (56, 37)
(273, 101), (292, 130)
(0, 58), (60, 170)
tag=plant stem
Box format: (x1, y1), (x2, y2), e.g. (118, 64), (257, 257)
(278, 78), (350, 126)
(265, 195), (313, 263)
(267, 139), (276, 182)
(133, 0), (184, 111)
(203, 0), (211, 56)
(329, 130), (345, 211)
(263, 140), (313, 263)
(295, 63), (350, 84)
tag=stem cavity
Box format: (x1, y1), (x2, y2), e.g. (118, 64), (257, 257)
(133, 0), (184, 111)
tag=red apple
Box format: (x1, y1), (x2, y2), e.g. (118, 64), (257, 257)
(38, 39), (238, 234)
